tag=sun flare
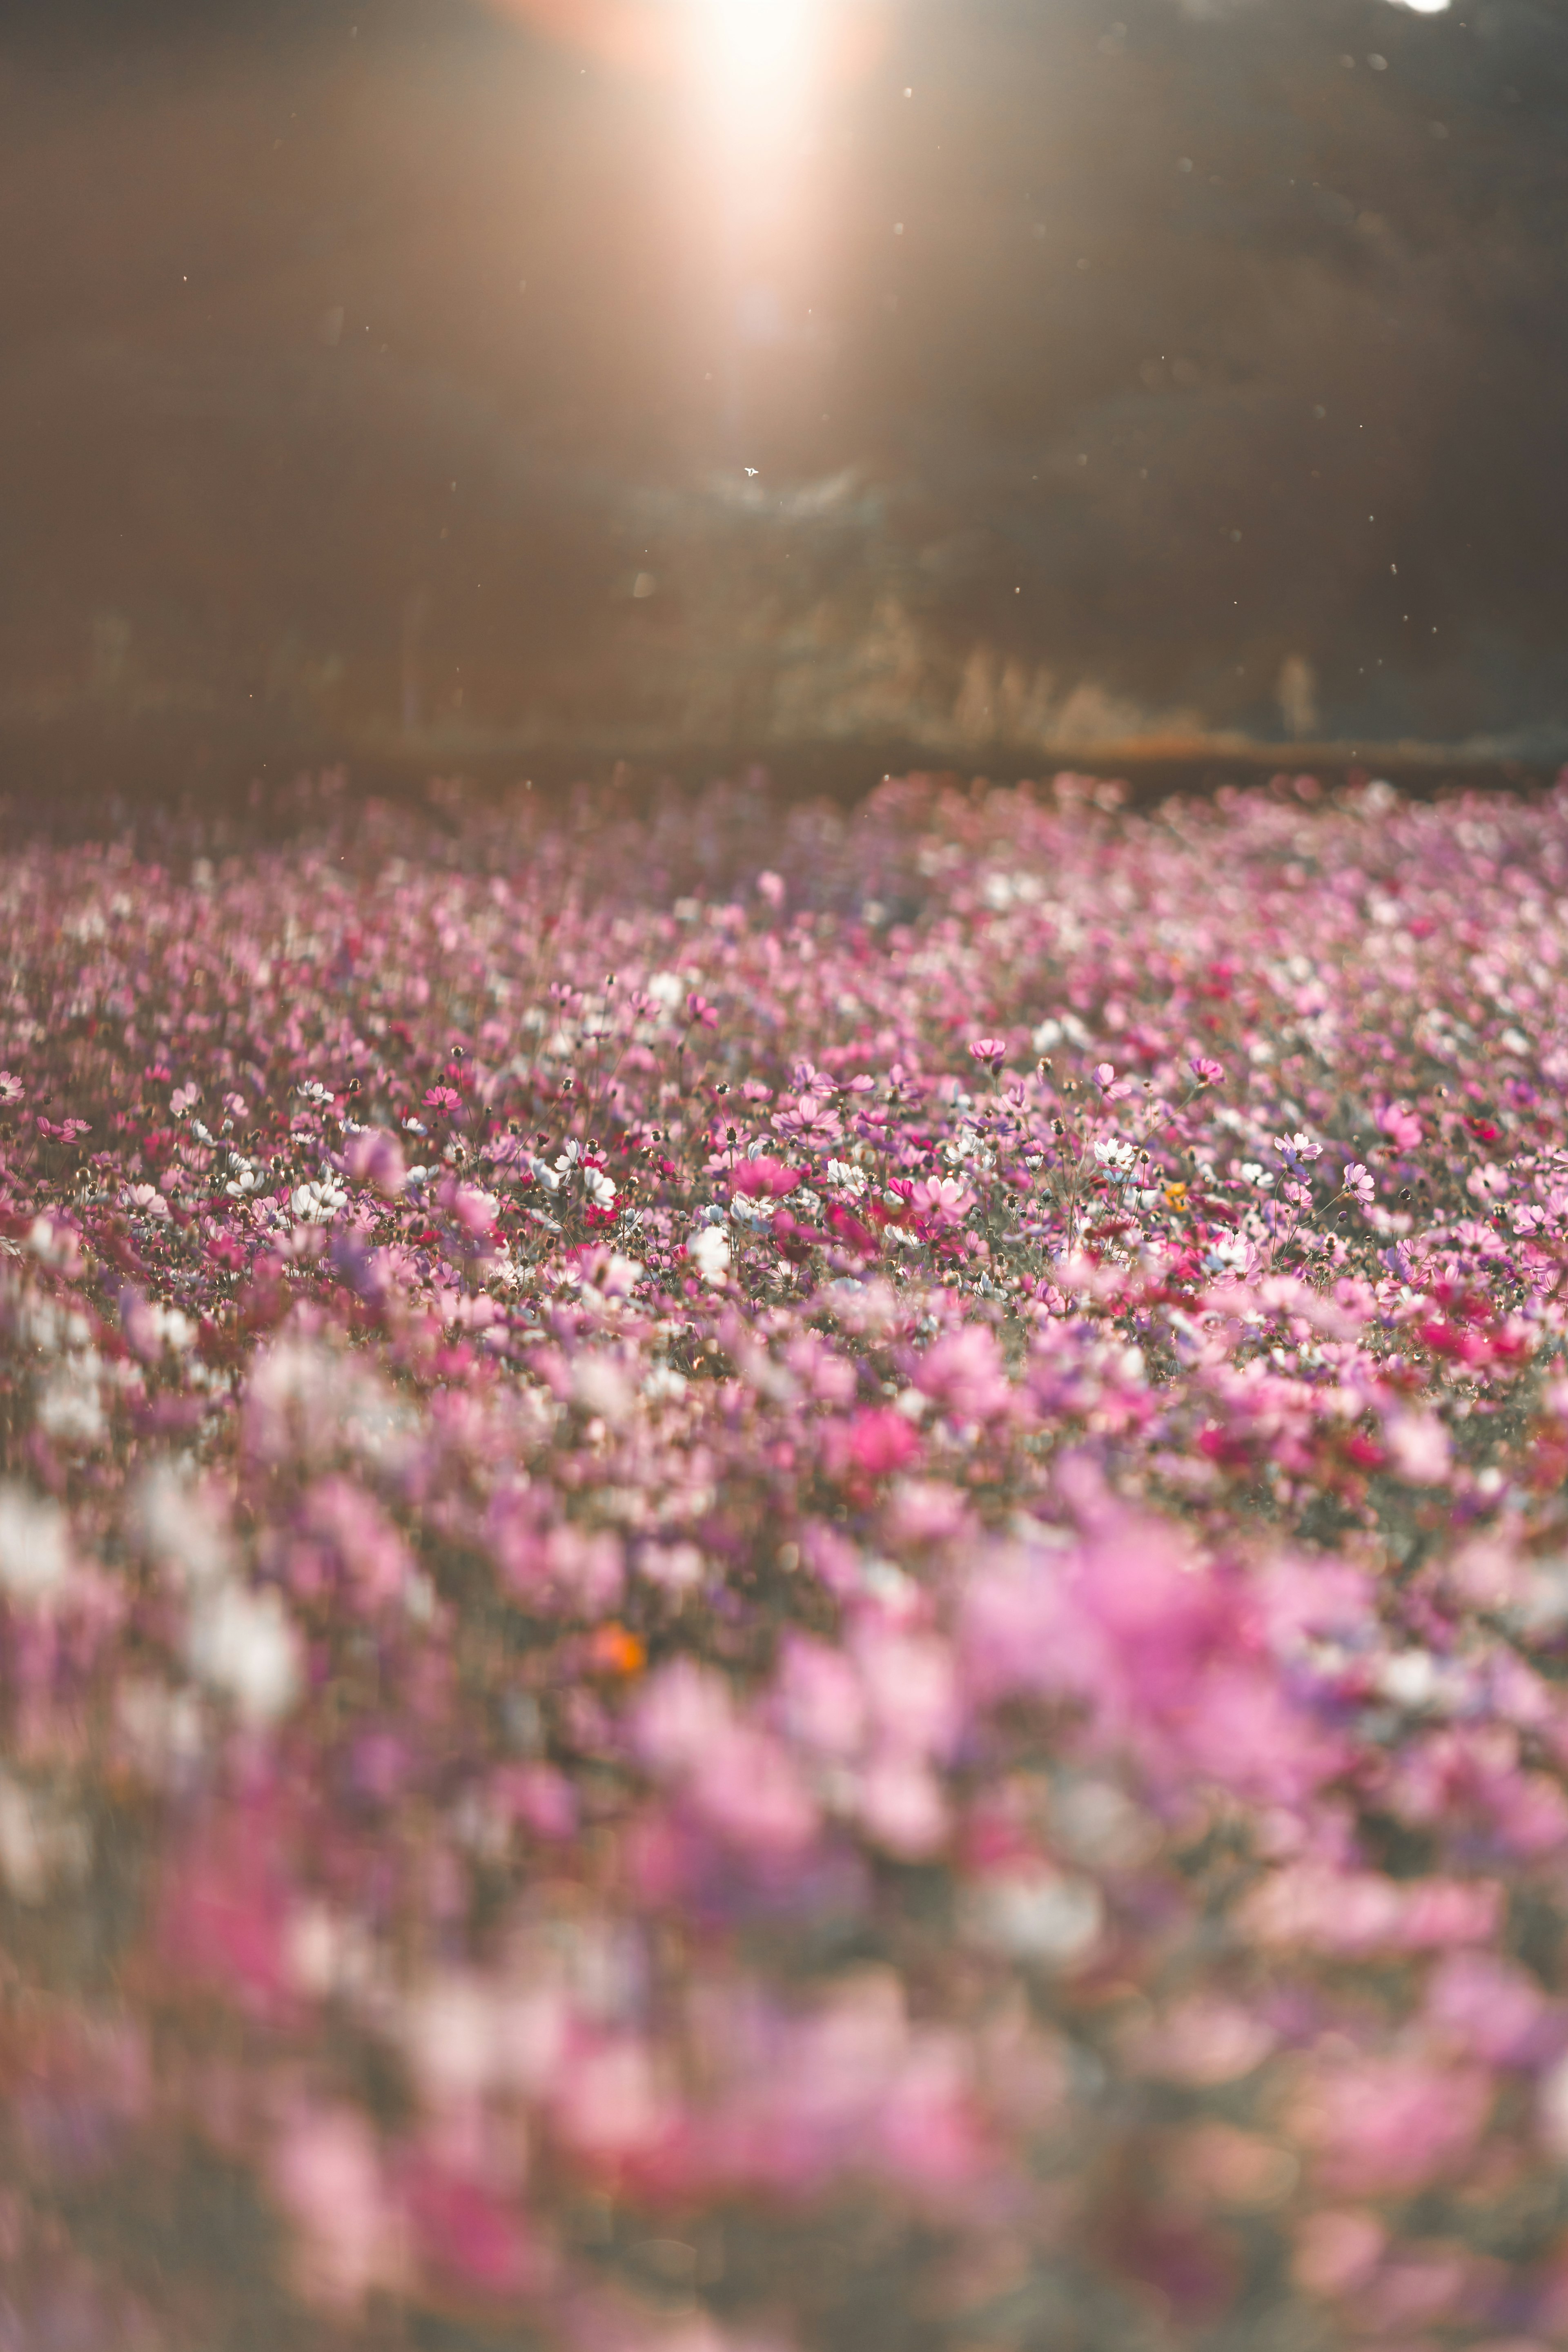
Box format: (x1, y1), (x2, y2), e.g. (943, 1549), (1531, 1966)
(689, 0), (826, 132)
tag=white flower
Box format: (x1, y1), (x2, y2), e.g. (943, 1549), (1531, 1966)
(963, 1866), (1102, 1965)
(824, 1158), (867, 1196)
(0, 1483), (69, 1602)
(290, 1179), (347, 1225)
(37, 1367), (106, 1450)
(1377, 1650), (1441, 1711)
(1238, 1161), (1276, 1189)
(1093, 1138), (1136, 1171)
(646, 971), (686, 1009)
(0, 1773), (91, 1905)
(528, 1156), (562, 1192)
(187, 1581), (301, 1726)
(132, 1463), (234, 1591)
(225, 1156), (262, 1198)
(730, 1193), (773, 1227)
(690, 1225), (732, 1285)
(584, 1169), (617, 1208)
(125, 1183), (172, 1220)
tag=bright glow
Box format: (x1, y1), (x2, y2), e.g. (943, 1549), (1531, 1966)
(690, 0), (826, 141)
(1383, 0), (1451, 12)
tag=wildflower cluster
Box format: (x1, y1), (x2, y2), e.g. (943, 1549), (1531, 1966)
(6, 770), (1568, 2348)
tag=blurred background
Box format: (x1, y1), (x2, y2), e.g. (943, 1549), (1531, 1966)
(1, 0), (1565, 804)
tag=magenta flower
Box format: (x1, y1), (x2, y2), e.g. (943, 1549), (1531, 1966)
(823, 1405), (923, 1481)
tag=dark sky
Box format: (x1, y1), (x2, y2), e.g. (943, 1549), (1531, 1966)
(2, 0), (1566, 783)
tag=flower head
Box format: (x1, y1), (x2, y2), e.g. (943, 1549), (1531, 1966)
(291, 1178), (347, 1226)
(690, 1224), (732, 1285)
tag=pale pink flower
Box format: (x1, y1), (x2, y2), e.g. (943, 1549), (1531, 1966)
(908, 1174), (973, 1225)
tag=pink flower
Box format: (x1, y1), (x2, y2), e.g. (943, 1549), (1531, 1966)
(912, 1325), (1013, 1421)
(1343, 1162), (1375, 1207)
(1189, 1056), (1225, 1087)
(271, 2104), (407, 2309)
(343, 1127), (406, 1194)
(908, 1174), (973, 1225)
(969, 1037), (1007, 1070)
(823, 1406), (922, 1483)
(401, 2156), (548, 2296)
(730, 1155), (802, 1199)
(1377, 1101), (1423, 1150)
(0, 1070), (22, 1103)
(773, 1093), (843, 1147)
(1384, 1411), (1450, 1485)
(1292, 2053), (1491, 2194)
(438, 1176), (500, 1236)
(1424, 1950), (1553, 2065)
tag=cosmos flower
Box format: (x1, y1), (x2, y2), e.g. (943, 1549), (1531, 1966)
(0, 771), (1562, 2352)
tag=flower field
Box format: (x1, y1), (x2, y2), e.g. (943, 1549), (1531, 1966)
(6, 767), (1568, 2350)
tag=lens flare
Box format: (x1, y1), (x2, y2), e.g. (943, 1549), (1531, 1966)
(690, 0), (825, 137)
(477, 0), (888, 99)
